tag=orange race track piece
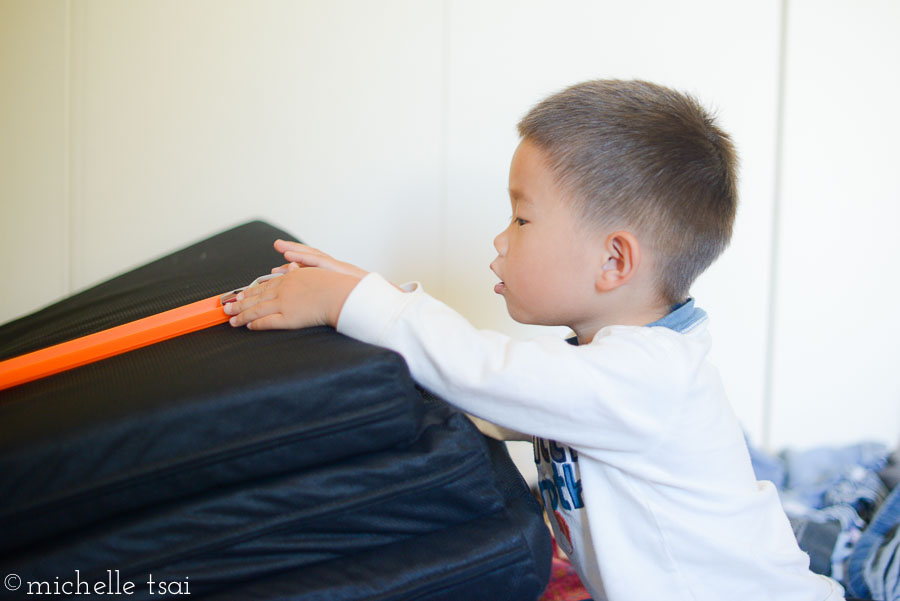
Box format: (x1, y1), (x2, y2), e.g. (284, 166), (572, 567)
(0, 273), (283, 392)
(0, 295), (230, 392)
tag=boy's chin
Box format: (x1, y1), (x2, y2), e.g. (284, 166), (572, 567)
(501, 296), (560, 326)
(505, 304), (546, 327)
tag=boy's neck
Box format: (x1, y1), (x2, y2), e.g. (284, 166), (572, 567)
(572, 303), (671, 345)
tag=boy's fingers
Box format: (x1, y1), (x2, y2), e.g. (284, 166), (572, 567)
(273, 239), (298, 251)
(239, 285), (264, 299)
(228, 300), (278, 327)
(270, 262), (299, 274)
(274, 239), (320, 256)
(227, 285), (279, 314)
(239, 278), (279, 300)
(282, 249), (330, 268)
(246, 313), (286, 330)
(282, 252), (363, 279)
(274, 242), (364, 279)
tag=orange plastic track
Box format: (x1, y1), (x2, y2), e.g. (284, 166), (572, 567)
(0, 295), (229, 392)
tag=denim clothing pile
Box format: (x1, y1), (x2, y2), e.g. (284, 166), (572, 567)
(847, 457), (900, 601)
(748, 439), (900, 600)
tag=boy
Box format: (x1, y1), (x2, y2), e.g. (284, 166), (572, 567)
(224, 80), (845, 600)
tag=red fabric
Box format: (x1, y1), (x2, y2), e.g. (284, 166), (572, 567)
(539, 537), (590, 601)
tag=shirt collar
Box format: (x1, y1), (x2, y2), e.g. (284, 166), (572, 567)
(646, 297), (707, 333)
(566, 298), (708, 346)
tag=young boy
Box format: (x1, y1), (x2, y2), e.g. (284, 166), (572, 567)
(224, 80), (845, 600)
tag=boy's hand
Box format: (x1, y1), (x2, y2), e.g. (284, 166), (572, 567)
(224, 266), (361, 330)
(271, 240), (369, 279)
(270, 240), (406, 292)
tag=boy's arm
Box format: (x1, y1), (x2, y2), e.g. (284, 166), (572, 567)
(227, 266), (532, 443)
(227, 243), (682, 453)
(335, 273), (684, 452)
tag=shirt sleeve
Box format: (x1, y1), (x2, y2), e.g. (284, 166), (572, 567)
(337, 272), (689, 453)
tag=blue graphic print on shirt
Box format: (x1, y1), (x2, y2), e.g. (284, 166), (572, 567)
(535, 437), (586, 558)
(534, 437), (584, 511)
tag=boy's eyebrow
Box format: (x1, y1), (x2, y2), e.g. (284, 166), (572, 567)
(507, 188), (532, 204)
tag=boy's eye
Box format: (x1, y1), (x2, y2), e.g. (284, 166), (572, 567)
(516, 217), (528, 226)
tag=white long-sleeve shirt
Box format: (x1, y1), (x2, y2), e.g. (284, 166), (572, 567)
(336, 273), (845, 601)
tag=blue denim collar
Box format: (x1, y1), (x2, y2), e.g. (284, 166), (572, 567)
(566, 298), (708, 345)
(646, 298), (707, 333)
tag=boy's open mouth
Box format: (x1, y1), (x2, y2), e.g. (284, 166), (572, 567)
(490, 264), (504, 294)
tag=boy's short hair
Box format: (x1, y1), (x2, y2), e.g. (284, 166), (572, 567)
(518, 79), (738, 305)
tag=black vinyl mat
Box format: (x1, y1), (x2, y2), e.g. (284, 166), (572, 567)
(0, 221), (550, 600)
(0, 222), (422, 551)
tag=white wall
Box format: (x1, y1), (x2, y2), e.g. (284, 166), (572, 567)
(1, 0), (898, 459)
(0, 0), (69, 325)
(771, 0), (900, 449)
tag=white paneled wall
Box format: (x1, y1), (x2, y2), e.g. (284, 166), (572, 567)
(0, 1), (69, 323)
(1, 0), (898, 459)
(66, 0), (446, 292)
(771, 0), (900, 449)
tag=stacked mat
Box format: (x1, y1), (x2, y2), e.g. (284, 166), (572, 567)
(0, 221), (551, 600)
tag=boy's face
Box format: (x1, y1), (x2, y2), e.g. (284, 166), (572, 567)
(491, 139), (606, 329)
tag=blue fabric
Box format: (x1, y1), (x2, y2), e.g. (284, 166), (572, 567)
(789, 516), (843, 576)
(746, 437), (895, 593)
(745, 432), (787, 489)
(565, 298), (707, 345)
(780, 443), (889, 509)
(778, 444), (889, 584)
(847, 484), (900, 600)
(646, 297), (707, 333)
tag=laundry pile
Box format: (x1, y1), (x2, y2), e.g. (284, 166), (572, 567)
(748, 437), (900, 600)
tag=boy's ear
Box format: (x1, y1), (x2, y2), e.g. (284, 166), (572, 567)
(596, 231), (641, 292)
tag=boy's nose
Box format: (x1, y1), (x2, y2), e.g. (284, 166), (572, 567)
(493, 229), (508, 256)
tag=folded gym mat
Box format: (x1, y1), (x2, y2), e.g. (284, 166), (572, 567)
(0, 222), (423, 552)
(0, 220), (552, 601)
(199, 496), (549, 601)
(196, 417), (553, 601)
(5, 404), (508, 595)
